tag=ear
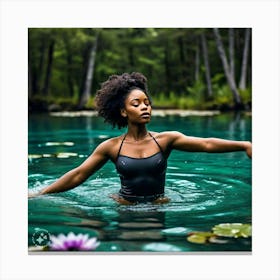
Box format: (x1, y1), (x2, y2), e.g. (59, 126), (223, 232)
(120, 109), (127, 118)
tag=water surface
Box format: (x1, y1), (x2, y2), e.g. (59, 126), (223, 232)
(28, 112), (252, 252)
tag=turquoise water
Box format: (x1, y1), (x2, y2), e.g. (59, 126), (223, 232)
(28, 112), (252, 252)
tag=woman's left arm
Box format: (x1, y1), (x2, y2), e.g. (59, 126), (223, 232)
(169, 132), (252, 158)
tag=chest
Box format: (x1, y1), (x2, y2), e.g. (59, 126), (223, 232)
(116, 152), (167, 177)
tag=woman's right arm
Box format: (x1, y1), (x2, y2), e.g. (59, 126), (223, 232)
(28, 141), (110, 197)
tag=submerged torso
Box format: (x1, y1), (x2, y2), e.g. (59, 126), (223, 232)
(115, 133), (167, 198)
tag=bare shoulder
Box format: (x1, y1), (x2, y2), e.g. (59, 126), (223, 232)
(150, 131), (185, 150)
(151, 131), (184, 142)
(151, 131), (204, 152)
(94, 135), (124, 158)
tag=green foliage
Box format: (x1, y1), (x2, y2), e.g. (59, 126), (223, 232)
(185, 78), (206, 109)
(152, 92), (175, 108)
(28, 28), (252, 112)
(152, 92), (198, 109)
(211, 73), (232, 104)
(214, 84), (233, 104)
(211, 73), (225, 84)
(29, 95), (79, 112)
(239, 88), (252, 104)
(187, 79), (205, 97)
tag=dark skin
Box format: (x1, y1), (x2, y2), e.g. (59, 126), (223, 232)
(29, 89), (252, 204)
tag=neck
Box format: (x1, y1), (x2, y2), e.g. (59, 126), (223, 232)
(126, 125), (149, 142)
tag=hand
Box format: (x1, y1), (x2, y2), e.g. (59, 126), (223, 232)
(245, 141), (252, 159)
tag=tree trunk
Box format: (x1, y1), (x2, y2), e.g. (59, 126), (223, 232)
(28, 40), (33, 98)
(213, 28), (242, 108)
(239, 28), (251, 90)
(78, 32), (99, 109)
(164, 40), (171, 95)
(33, 40), (47, 96)
(66, 45), (74, 97)
(195, 38), (200, 81)
(201, 32), (213, 99)
(42, 39), (55, 96)
(229, 28), (235, 82)
(28, 66), (32, 98)
(178, 36), (187, 85)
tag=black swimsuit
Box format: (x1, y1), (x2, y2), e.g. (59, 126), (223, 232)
(115, 132), (167, 202)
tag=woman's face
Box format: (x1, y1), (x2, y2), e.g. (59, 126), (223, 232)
(121, 89), (152, 125)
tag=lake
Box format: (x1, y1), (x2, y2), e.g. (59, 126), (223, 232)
(28, 111), (252, 252)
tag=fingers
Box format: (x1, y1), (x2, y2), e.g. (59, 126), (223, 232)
(246, 142), (252, 159)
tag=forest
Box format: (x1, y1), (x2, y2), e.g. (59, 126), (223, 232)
(28, 28), (252, 113)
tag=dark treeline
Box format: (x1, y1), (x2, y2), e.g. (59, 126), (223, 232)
(28, 28), (251, 113)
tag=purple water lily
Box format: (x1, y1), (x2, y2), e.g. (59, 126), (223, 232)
(50, 232), (100, 251)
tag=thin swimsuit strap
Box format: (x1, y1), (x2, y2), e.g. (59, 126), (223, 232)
(117, 134), (127, 158)
(148, 132), (164, 154)
(116, 132), (164, 159)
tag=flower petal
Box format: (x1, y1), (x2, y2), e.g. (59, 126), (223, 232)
(49, 232), (100, 251)
(83, 237), (100, 250)
(67, 232), (77, 241)
(50, 235), (65, 249)
(57, 233), (68, 242)
(79, 233), (89, 244)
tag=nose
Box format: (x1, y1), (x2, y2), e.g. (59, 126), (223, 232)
(140, 102), (148, 110)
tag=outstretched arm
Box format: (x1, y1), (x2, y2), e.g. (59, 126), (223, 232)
(169, 132), (252, 158)
(28, 142), (110, 198)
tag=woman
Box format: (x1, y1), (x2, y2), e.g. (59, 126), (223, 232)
(28, 72), (252, 204)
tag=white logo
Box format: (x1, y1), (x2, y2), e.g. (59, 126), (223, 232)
(32, 228), (50, 246)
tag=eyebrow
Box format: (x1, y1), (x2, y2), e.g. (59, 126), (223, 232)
(130, 98), (149, 102)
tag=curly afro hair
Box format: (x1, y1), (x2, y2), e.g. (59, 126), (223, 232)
(95, 72), (151, 129)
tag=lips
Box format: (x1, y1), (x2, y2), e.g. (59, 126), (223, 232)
(141, 113), (150, 118)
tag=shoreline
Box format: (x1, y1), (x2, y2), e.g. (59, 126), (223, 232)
(49, 109), (223, 118)
(47, 109), (252, 118)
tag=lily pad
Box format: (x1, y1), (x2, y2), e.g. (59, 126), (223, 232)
(56, 152), (78, 158)
(45, 142), (74, 146)
(28, 154), (43, 159)
(212, 223), (251, 238)
(42, 154), (53, 157)
(187, 232), (214, 244)
(208, 236), (230, 244)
